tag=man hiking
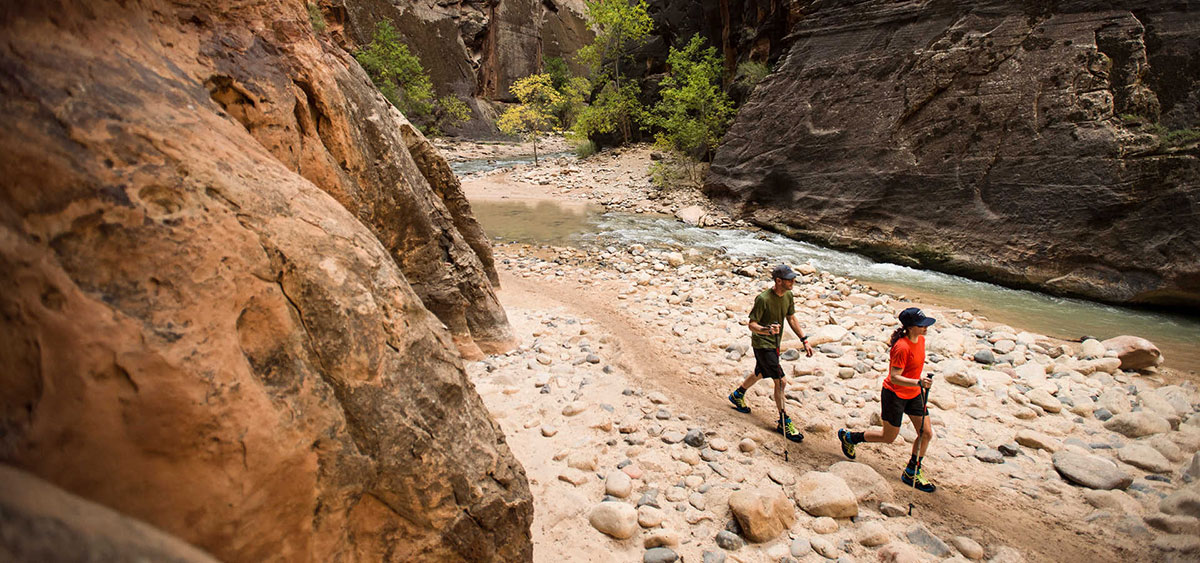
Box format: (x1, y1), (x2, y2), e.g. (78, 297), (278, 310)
(837, 307), (937, 492)
(727, 264), (814, 442)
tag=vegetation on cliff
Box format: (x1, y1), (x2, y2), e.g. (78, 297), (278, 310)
(355, 21), (469, 135)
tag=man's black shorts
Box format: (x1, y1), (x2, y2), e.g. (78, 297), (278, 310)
(753, 347), (785, 379)
(880, 387), (927, 427)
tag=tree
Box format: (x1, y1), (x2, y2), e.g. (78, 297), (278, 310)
(573, 0), (653, 144)
(651, 34), (734, 159)
(497, 74), (562, 165)
(355, 21), (433, 119)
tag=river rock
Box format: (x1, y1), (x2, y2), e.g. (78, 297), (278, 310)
(880, 502), (908, 517)
(1079, 339), (1106, 359)
(1083, 489), (1142, 514)
(950, 536), (985, 560)
(589, 502), (639, 539)
(1145, 514), (1200, 535)
(727, 487), (796, 543)
(638, 505), (666, 527)
(973, 350), (997, 365)
(702, 550), (727, 563)
(809, 536), (838, 559)
(685, 428), (707, 447)
(1160, 489), (1200, 518)
(1053, 451), (1133, 490)
(794, 471), (858, 518)
(715, 530), (744, 550)
(1015, 429), (1062, 452)
(975, 447), (1005, 464)
(905, 525), (952, 557)
(1185, 453), (1200, 483)
(829, 461), (893, 502)
(1104, 412), (1171, 437)
(858, 521), (891, 546)
(1117, 444), (1173, 473)
(738, 438), (758, 452)
(1025, 389), (1062, 413)
(810, 516), (838, 534)
(675, 205), (707, 226)
(790, 537), (812, 556)
(606, 471), (634, 498)
(945, 369), (977, 388)
(878, 543), (924, 563)
(644, 547), (678, 563)
(807, 325), (848, 346)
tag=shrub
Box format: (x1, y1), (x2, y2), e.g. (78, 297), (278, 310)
(307, 3), (326, 32)
(355, 22), (433, 119)
(735, 60), (769, 88)
(572, 137), (598, 158)
(650, 34), (734, 160)
(497, 74), (561, 164)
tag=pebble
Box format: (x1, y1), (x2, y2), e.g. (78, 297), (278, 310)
(638, 505), (665, 527)
(589, 502), (638, 538)
(810, 536), (838, 559)
(643, 547), (678, 563)
(562, 402), (586, 416)
(558, 468), (589, 486)
(857, 521), (890, 546)
(738, 438), (757, 452)
(714, 530), (743, 550)
(906, 524), (952, 557)
(606, 471), (633, 498)
(685, 428), (706, 447)
(880, 502), (908, 517)
(811, 516), (838, 534)
(951, 536), (985, 559)
(790, 537), (812, 557)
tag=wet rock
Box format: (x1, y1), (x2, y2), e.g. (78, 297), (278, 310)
(794, 471), (858, 518)
(728, 487), (797, 543)
(1052, 451), (1132, 490)
(589, 502), (638, 539)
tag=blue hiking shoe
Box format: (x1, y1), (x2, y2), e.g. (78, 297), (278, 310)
(728, 391), (750, 413)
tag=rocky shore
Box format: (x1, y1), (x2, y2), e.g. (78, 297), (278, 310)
(457, 142), (1200, 563)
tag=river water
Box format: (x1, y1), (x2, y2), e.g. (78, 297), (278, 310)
(461, 160), (1200, 374)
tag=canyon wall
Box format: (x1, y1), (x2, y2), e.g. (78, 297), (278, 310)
(707, 1), (1200, 309)
(0, 0), (530, 560)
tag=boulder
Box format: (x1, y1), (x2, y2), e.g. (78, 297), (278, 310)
(793, 471), (858, 518)
(1104, 412), (1171, 438)
(589, 502), (639, 539)
(727, 487), (797, 543)
(1053, 451), (1133, 490)
(0, 465), (220, 562)
(675, 205), (708, 226)
(0, 3), (532, 558)
(1101, 335), (1163, 370)
(829, 461), (893, 502)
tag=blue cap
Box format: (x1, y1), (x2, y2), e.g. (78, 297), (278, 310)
(771, 264), (797, 280)
(898, 307), (935, 327)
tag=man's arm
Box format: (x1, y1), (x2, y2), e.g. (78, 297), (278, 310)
(786, 314), (813, 356)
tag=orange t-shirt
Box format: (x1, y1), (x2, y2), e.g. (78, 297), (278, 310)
(883, 335), (925, 400)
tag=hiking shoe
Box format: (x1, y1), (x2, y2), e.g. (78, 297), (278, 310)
(778, 416), (803, 443)
(728, 392), (750, 413)
(837, 428), (856, 460)
(901, 466), (936, 493)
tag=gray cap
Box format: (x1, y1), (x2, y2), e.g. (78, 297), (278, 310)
(771, 264), (797, 280)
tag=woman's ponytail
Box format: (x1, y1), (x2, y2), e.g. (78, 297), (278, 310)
(889, 325), (908, 348)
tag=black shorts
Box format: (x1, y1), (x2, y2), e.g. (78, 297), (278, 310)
(880, 387), (927, 427)
(753, 348), (785, 379)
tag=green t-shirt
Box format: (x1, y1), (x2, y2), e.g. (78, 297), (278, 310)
(748, 288), (794, 349)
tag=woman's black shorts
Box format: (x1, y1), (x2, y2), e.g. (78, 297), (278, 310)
(753, 348), (785, 379)
(880, 387), (927, 427)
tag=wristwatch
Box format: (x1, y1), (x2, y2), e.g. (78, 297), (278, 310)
(800, 336), (808, 343)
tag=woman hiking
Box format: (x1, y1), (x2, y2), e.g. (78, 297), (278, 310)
(836, 307), (937, 492)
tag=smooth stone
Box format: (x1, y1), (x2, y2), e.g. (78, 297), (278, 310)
(727, 487), (797, 543)
(790, 537), (812, 557)
(974, 447), (1004, 464)
(702, 551), (726, 563)
(589, 502), (638, 539)
(829, 461), (892, 502)
(738, 438), (757, 453)
(638, 505), (665, 527)
(950, 536), (984, 559)
(1117, 443), (1173, 473)
(809, 536), (838, 559)
(811, 516), (838, 534)
(857, 521), (890, 546)
(1104, 412), (1171, 438)
(685, 428), (706, 448)
(715, 530), (744, 551)
(1015, 429), (1062, 452)
(880, 502), (908, 517)
(794, 471), (858, 518)
(906, 525), (952, 557)
(643, 547), (678, 563)
(1052, 451), (1132, 490)
(606, 471), (633, 498)
(768, 467), (796, 486)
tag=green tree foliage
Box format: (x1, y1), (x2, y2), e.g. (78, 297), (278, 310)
(355, 22), (433, 119)
(427, 95), (472, 136)
(497, 74), (562, 164)
(573, 0), (653, 144)
(735, 60), (769, 89)
(651, 34), (734, 159)
(544, 56), (571, 91)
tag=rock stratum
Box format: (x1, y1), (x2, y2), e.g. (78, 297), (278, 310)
(707, 1), (1200, 309)
(0, 0), (530, 561)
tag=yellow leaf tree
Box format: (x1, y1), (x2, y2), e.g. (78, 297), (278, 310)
(497, 74), (561, 165)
